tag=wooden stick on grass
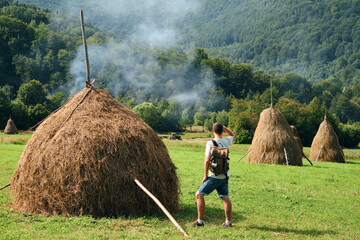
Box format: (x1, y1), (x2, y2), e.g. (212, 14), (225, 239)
(302, 152), (313, 166)
(237, 148), (251, 163)
(0, 183), (10, 191)
(134, 178), (188, 237)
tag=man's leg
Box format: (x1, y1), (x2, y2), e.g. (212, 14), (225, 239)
(196, 191), (205, 220)
(222, 196), (232, 221)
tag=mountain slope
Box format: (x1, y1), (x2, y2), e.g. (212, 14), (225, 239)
(16, 0), (360, 83)
(183, 0), (360, 83)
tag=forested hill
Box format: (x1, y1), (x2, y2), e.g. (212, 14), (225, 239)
(16, 0), (360, 84)
(187, 0), (360, 84)
(3, 0), (360, 147)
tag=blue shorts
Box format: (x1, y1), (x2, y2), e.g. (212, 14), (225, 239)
(197, 177), (229, 198)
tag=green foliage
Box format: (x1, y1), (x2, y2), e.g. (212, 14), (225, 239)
(338, 123), (360, 148)
(180, 107), (194, 130)
(2, 0), (360, 137)
(0, 1), (110, 93)
(185, 0), (360, 84)
(215, 110), (229, 126)
(27, 103), (49, 126)
(17, 80), (47, 106)
(0, 86), (12, 129)
(0, 14), (35, 87)
(10, 99), (29, 130)
(133, 102), (162, 131)
(193, 107), (208, 126)
(234, 129), (253, 144)
(47, 91), (67, 112)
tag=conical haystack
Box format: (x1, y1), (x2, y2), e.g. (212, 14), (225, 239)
(11, 88), (179, 217)
(310, 116), (345, 163)
(247, 107), (303, 166)
(4, 118), (18, 134)
(290, 125), (303, 153)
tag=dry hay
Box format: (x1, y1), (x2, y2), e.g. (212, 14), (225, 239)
(10, 88), (179, 217)
(309, 116), (345, 163)
(4, 118), (18, 134)
(247, 107), (303, 166)
(290, 125), (303, 153)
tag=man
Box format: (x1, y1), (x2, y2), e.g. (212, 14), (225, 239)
(192, 123), (235, 227)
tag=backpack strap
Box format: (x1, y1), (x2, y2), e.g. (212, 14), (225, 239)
(211, 140), (218, 147)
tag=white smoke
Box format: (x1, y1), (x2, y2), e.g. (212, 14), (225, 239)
(63, 0), (224, 111)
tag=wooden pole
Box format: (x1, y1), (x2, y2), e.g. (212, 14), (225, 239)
(341, 146), (360, 156)
(80, 10), (91, 88)
(284, 147), (289, 166)
(302, 153), (313, 166)
(237, 148), (251, 163)
(258, 152), (265, 164)
(0, 183), (10, 191)
(134, 179), (188, 237)
(270, 79), (273, 107)
(315, 146), (323, 162)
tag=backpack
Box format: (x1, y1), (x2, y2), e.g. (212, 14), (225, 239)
(209, 140), (230, 178)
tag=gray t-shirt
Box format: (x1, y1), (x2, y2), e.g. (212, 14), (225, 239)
(205, 136), (233, 179)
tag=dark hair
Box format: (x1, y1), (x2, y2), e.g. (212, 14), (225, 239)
(213, 123), (223, 134)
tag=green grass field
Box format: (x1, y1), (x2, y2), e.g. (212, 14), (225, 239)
(0, 133), (359, 239)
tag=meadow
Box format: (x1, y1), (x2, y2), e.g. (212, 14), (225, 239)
(0, 132), (359, 239)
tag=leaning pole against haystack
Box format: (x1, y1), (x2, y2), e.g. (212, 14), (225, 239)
(246, 106), (303, 166)
(6, 11), (187, 236)
(4, 118), (18, 134)
(310, 115), (345, 163)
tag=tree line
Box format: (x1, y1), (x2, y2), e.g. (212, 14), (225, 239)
(1, 0), (360, 148)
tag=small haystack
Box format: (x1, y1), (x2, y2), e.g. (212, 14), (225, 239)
(247, 107), (303, 166)
(309, 116), (345, 163)
(10, 88), (179, 217)
(290, 125), (303, 153)
(4, 118), (18, 134)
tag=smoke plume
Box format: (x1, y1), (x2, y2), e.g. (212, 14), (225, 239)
(57, 0), (224, 111)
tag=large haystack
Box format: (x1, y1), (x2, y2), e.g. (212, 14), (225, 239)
(11, 88), (179, 217)
(290, 125), (303, 153)
(309, 116), (345, 163)
(247, 107), (303, 166)
(4, 118), (18, 134)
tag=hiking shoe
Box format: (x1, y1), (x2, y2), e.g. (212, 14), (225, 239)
(222, 222), (232, 227)
(191, 220), (204, 227)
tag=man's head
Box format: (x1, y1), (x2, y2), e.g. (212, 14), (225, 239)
(212, 122), (223, 135)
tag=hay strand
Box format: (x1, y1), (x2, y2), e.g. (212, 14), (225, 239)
(134, 179), (188, 237)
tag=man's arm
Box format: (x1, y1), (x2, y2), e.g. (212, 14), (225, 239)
(223, 126), (235, 137)
(203, 156), (210, 183)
